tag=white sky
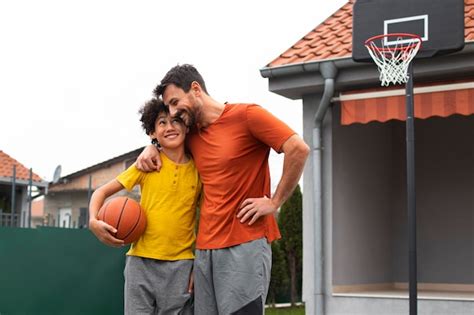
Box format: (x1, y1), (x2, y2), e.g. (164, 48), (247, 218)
(0, 0), (347, 189)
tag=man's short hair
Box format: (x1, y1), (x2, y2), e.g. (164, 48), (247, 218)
(154, 64), (208, 97)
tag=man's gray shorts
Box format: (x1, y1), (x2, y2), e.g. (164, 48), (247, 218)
(124, 256), (193, 315)
(194, 238), (272, 315)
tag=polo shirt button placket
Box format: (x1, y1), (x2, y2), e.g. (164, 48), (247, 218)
(173, 166), (178, 187)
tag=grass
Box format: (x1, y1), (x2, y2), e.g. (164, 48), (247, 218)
(266, 305), (305, 315)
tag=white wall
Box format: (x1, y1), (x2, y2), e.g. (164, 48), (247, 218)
(332, 109), (474, 285)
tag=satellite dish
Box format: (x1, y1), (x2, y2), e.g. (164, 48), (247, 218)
(52, 165), (62, 184)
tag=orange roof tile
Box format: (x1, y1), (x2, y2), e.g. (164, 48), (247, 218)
(268, 0), (474, 67)
(0, 151), (43, 182)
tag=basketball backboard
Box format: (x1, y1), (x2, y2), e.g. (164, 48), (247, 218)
(352, 0), (465, 62)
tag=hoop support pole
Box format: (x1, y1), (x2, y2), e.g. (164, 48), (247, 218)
(406, 63), (418, 315)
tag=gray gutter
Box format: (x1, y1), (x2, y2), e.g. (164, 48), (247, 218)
(260, 41), (474, 80)
(260, 56), (358, 79)
(260, 61), (321, 78)
(0, 176), (48, 188)
(260, 42), (474, 100)
(312, 61), (337, 315)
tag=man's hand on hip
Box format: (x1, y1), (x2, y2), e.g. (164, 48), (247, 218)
(237, 196), (278, 225)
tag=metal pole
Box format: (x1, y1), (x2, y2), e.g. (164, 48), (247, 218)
(11, 165), (16, 227)
(312, 127), (324, 315)
(87, 175), (92, 227)
(406, 63), (417, 315)
(28, 168), (33, 228)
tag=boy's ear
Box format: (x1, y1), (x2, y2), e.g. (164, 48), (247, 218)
(151, 138), (161, 149)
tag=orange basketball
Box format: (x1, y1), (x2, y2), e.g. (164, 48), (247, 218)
(97, 196), (147, 245)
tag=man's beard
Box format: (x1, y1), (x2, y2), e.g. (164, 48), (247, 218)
(176, 109), (196, 128)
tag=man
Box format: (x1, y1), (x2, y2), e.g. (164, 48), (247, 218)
(137, 64), (309, 314)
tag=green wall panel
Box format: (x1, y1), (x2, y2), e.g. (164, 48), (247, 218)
(0, 227), (129, 314)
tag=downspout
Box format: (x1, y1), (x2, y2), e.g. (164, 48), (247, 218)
(312, 61), (337, 315)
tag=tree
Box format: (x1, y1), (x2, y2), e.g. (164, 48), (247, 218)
(266, 240), (289, 306)
(278, 184), (303, 306)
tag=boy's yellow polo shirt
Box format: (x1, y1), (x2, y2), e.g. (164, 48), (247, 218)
(117, 153), (201, 261)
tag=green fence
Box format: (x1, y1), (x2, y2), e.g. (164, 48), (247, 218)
(0, 227), (128, 315)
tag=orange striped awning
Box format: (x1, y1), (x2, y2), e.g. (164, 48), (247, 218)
(340, 82), (474, 125)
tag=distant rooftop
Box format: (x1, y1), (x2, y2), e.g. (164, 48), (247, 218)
(0, 150), (45, 183)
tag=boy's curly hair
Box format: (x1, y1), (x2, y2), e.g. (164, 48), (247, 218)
(138, 98), (169, 135)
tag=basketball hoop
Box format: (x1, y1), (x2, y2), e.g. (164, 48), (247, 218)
(365, 33), (422, 86)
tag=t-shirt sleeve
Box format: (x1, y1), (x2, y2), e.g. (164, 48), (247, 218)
(246, 104), (296, 153)
(116, 164), (144, 192)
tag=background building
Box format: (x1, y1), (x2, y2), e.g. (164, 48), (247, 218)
(261, 1), (474, 314)
(44, 147), (143, 228)
(0, 150), (48, 227)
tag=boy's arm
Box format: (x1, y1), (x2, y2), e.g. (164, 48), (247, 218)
(89, 179), (126, 247)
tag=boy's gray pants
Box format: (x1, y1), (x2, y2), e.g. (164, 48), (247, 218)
(124, 256), (193, 315)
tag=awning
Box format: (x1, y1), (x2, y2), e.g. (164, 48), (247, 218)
(339, 81), (474, 125)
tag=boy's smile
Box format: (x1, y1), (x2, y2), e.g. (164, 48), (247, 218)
(152, 113), (187, 150)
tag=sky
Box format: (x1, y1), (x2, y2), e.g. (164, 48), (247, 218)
(0, 0), (347, 189)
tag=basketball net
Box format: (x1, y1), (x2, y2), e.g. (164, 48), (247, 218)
(365, 33), (422, 86)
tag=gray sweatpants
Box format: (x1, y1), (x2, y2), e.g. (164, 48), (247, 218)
(194, 238), (272, 315)
(124, 256), (193, 315)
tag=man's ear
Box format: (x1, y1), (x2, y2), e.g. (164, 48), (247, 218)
(191, 81), (202, 96)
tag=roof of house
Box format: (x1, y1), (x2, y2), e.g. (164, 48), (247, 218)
(0, 150), (44, 182)
(267, 0), (474, 67)
(53, 146), (145, 182)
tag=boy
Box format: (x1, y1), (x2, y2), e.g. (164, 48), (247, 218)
(89, 98), (201, 315)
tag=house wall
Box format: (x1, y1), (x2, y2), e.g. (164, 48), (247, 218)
(331, 105), (473, 286)
(332, 105), (394, 285)
(45, 158), (140, 227)
(391, 114), (474, 284)
(19, 188), (28, 227)
(45, 190), (139, 228)
(301, 94), (318, 312)
(302, 101), (473, 315)
(31, 216), (44, 228)
(44, 191), (90, 228)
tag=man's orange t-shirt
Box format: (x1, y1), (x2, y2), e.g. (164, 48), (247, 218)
(187, 103), (295, 249)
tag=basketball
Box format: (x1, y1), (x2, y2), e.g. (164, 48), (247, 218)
(97, 196), (147, 245)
